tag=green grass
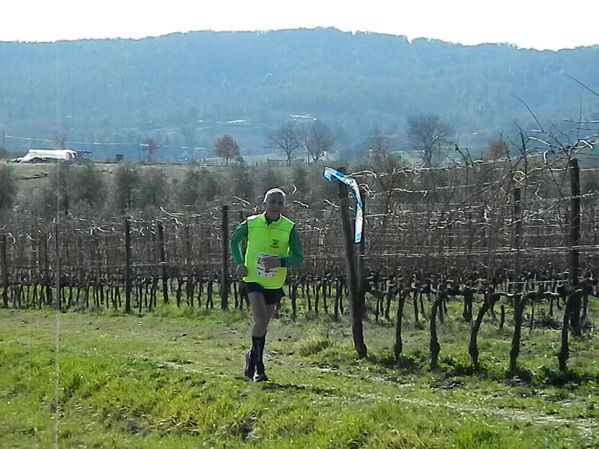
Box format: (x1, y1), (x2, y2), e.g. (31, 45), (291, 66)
(0, 301), (597, 448)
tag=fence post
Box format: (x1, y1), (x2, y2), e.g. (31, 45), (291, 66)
(568, 159), (582, 335)
(54, 219), (61, 312)
(569, 158), (580, 286)
(157, 221), (168, 304)
(124, 218), (131, 313)
(1, 235), (8, 308)
(221, 205), (229, 310)
(43, 232), (52, 306)
(184, 222), (192, 265)
(184, 222), (194, 307)
(357, 186), (367, 302)
(337, 168), (367, 358)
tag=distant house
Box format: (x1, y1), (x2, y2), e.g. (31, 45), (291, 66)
(15, 148), (78, 163)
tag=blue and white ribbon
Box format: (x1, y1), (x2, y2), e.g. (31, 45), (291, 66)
(323, 167), (363, 243)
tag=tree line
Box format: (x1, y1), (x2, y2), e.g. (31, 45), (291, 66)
(3, 28), (599, 159)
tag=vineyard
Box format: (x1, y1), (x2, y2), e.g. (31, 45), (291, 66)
(1, 148), (598, 369)
(2, 146), (599, 448)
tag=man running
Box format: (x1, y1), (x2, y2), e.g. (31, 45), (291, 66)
(229, 188), (304, 381)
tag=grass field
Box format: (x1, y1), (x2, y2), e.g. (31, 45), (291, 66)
(1, 301), (597, 449)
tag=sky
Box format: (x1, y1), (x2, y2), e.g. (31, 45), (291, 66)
(3, 0), (599, 51)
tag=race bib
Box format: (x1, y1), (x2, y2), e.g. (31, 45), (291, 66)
(256, 253), (280, 279)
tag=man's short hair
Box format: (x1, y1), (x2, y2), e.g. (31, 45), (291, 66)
(263, 188), (286, 203)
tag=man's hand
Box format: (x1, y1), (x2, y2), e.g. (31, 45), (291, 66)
(262, 256), (282, 270)
(236, 264), (248, 277)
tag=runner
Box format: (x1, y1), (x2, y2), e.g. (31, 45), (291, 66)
(229, 188), (304, 381)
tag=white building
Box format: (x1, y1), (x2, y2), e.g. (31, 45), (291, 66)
(16, 148), (78, 163)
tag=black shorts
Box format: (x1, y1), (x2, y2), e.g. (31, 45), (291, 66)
(244, 282), (285, 305)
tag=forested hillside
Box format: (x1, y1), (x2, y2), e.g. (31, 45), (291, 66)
(1, 28), (598, 161)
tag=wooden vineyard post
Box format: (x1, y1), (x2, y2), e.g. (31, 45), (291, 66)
(220, 205), (229, 310)
(43, 232), (52, 306)
(184, 223), (194, 307)
(54, 218), (61, 312)
(568, 159), (582, 336)
(124, 218), (132, 313)
(157, 221), (168, 304)
(1, 235), (8, 308)
(357, 186), (367, 328)
(568, 158), (580, 287)
(337, 169), (367, 358)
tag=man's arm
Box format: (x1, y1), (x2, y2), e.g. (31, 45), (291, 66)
(281, 226), (304, 268)
(228, 221), (248, 266)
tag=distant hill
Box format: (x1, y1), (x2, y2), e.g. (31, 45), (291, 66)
(1, 28), (598, 161)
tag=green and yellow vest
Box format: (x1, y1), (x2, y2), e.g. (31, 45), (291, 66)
(243, 213), (294, 289)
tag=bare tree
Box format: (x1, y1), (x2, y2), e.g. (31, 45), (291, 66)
(70, 164), (106, 212)
(231, 160), (253, 200)
(177, 168), (202, 208)
(406, 114), (453, 167)
(301, 120), (335, 162)
(139, 168), (169, 211)
(266, 122), (301, 165)
(485, 139), (509, 161)
(363, 126), (393, 157)
(214, 135), (240, 165)
(113, 163), (140, 214)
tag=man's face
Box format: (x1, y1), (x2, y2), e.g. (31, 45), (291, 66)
(265, 193), (285, 215)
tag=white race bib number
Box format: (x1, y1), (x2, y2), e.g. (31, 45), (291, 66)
(256, 253), (280, 279)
